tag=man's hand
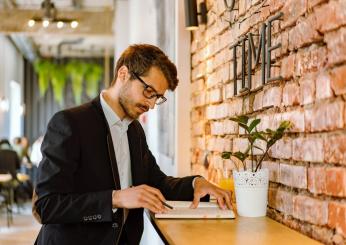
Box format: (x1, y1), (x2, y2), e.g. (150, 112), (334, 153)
(191, 177), (234, 211)
(112, 184), (167, 214)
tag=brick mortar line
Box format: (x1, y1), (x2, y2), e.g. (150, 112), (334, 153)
(270, 182), (346, 201)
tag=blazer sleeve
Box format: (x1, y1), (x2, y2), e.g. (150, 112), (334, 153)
(135, 122), (209, 202)
(33, 111), (113, 224)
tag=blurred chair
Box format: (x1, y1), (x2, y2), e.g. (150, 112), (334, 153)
(0, 173), (14, 227)
(0, 149), (21, 179)
(0, 148), (21, 226)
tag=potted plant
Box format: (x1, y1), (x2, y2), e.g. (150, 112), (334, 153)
(221, 116), (291, 217)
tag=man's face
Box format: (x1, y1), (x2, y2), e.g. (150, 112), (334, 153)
(119, 66), (169, 119)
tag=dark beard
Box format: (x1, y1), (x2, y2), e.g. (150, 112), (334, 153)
(118, 83), (149, 119)
(119, 95), (139, 119)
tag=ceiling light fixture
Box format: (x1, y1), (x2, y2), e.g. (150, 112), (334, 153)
(42, 20), (50, 28)
(28, 19), (36, 27)
(70, 21), (79, 29)
(27, 0), (79, 29)
(57, 21), (64, 28)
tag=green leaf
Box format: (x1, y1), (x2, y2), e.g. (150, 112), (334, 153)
(50, 63), (67, 107)
(266, 121), (291, 148)
(252, 131), (267, 142)
(266, 128), (275, 134)
(232, 151), (248, 162)
(238, 115), (249, 124)
(34, 60), (53, 97)
(66, 60), (88, 105)
(238, 122), (249, 131)
(248, 118), (261, 133)
(221, 152), (232, 159)
(279, 120), (292, 130)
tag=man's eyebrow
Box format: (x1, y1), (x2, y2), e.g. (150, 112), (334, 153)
(145, 81), (164, 96)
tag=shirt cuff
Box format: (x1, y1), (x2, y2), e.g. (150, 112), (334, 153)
(112, 190), (117, 212)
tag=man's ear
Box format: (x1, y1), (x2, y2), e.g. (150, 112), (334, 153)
(117, 65), (130, 84)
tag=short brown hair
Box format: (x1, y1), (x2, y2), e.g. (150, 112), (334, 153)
(112, 44), (178, 90)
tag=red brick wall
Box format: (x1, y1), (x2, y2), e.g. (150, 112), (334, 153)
(189, 0), (346, 244)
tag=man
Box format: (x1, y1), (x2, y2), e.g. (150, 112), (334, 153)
(33, 44), (232, 245)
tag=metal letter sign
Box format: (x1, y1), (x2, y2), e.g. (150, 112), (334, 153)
(229, 12), (283, 96)
(223, 0), (236, 12)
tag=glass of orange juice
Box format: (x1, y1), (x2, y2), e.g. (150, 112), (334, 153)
(219, 169), (235, 203)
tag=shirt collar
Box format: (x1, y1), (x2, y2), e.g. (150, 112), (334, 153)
(100, 91), (133, 130)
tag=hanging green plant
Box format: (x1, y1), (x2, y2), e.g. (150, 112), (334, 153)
(50, 63), (67, 107)
(33, 60), (53, 97)
(66, 60), (87, 105)
(85, 63), (103, 98)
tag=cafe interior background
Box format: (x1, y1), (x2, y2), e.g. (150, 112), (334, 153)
(0, 0), (345, 244)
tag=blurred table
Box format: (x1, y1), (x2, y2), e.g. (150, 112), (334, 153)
(0, 174), (12, 182)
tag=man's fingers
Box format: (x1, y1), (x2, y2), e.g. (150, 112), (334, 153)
(142, 202), (163, 214)
(141, 189), (164, 208)
(141, 185), (166, 202)
(190, 195), (200, 209)
(216, 196), (226, 209)
(138, 192), (165, 212)
(223, 191), (232, 210)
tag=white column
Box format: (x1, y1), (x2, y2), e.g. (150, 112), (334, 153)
(174, 0), (191, 177)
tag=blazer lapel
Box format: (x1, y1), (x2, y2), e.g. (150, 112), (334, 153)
(91, 96), (121, 190)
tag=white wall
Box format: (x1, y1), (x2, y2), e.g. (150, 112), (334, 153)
(114, 0), (158, 59)
(0, 35), (24, 140)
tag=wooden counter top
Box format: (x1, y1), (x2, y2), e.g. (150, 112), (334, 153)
(147, 212), (321, 245)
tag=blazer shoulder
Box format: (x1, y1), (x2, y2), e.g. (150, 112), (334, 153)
(47, 101), (98, 132)
(51, 101), (96, 122)
(65, 101), (95, 118)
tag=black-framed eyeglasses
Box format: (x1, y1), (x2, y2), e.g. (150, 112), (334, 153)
(132, 72), (167, 105)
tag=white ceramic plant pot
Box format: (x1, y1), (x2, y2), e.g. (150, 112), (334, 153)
(233, 168), (269, 217)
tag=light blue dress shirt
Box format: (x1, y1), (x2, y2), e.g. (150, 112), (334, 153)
(100, 92), (133, 190)
(100, 92), (133, 219)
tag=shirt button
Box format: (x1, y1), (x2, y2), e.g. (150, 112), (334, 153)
(112, 222), (118, 228)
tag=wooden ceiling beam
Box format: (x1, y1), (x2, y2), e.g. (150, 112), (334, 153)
(0, 9), (114, 35)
